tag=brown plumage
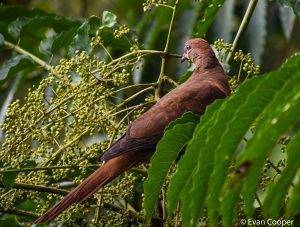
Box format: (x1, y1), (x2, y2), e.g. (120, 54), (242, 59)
(34, 38), (230, 224)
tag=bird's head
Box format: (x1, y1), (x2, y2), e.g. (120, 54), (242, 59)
(181, 38), (218, 69)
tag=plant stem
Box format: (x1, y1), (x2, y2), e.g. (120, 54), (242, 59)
(110, 101), (154, 117)
(114, 82), (157, 93)
(92, 50), (181, 74)
(0, 182), (69, 195)
(4, 40), (53, 71)
(42, 129), (89, 166)
(225, 0), (258, 64)
(4, 39), (180, 74)
(0, 164), (100, 174)
(116, 86), (155, 109)
(108, 108), (136, 147)
(155, 0), (179, 100)
(94, 190), (103, 223)
(0, 207), (38, 218)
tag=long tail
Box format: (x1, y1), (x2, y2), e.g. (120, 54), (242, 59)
(34, 153), (140, 223)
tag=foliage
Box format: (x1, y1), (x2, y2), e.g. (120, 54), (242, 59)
(0, 0), (299, 226)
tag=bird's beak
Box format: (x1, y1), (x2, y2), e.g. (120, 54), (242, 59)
(181, 53), (188, 63)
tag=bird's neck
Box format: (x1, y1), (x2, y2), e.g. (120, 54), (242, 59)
(193, 61), (223, 75)
(192, 53), (220, 70)
(189, 63), (226, 82)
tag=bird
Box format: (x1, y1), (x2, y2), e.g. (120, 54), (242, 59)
(34, 38), (231, 223)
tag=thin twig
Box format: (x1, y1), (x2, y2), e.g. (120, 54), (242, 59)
(0, 207), (38, 218)
(225, 0), (258, 64)
(4, 40), (52, 71)
(155, 0), (179, 100)
(0, 164), (100, 174)
(0, 182), (69, 195)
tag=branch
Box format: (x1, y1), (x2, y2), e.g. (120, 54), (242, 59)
(155, 0), (180, 100)
(4, 40), (52, 71)
(0, 164), (100, 174)
(225, 0), (258, 64)
(0, 207), (38, 218)
(0, 182), (144, 222)
(92, 50), (181, 74)
(0, 182), (69, 196)
(4, 40), (181, 75)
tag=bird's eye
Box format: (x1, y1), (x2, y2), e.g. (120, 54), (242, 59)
(186, 45), (191, 51)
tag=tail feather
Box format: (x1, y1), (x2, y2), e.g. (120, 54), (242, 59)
(34, 153), (140, 224)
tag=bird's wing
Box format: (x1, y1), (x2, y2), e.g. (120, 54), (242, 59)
(100, 129), (161, 162)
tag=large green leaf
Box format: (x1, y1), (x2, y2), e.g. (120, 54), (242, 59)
(0, 5), (47, 22)
(144, 113), (199, 222)
(0, 55), (34, 81)
(166, 112), (199, 130)
(51, 28), (78, 54)
(8, 17), (29, 40)
(186, 76), (265, 226)
(216, 54), (300, 226)
(1, 172), (18, 187)
(221, 182), (242, 227)
(287, 176), (300, 217)
(206, 54), (300, 225)
(0, 215), (21, 227)
(166, 100), (223, 216)
(277, 0), (300, 17)
(240, 72), (300, 217)
(264, 132), (300, 217)
(68, 22), (92, 56)
(5, 9), (80, 41)
(194, 0), (225, 37)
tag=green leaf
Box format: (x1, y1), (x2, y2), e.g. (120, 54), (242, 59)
(2, 172), (18, 187)
(8, 17), (29, 39)
(240, 72), (300, 217)
(102, 11), (117, 28)
(51, 28), (78, 53)
(221, 183), (242, 227)
(194, 0), (225, 37)
(264, 132), (300, 217)
(277, 0), (300, 17)
(21, 15), (80, 36)
(167, 100), (223, 216)
(0, 215), (21, 227)
(166, 112), (199, 130)
(206, 55), (300, 224)
(39, 35), (54, 56)
(187, 77), (265, 226)
(0, 55), (34, 81)
(0, 33), (4, 47)
(0, 5), (47, 22)
(88, 16), (102, 36)
(144, 114), (198, 222)
(206, 53), (300, 225)
(68, 22), (91, 56)
(287, 177), (300, 217)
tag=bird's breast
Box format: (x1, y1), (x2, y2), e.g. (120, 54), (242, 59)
(129, 83), (205, 139)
